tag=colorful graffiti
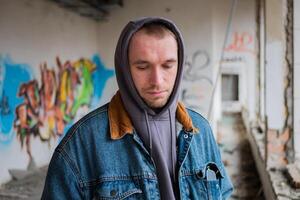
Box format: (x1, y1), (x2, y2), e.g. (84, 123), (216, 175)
(0, 54), (114, 158)
(224, 31), (254, 54)
(0, 90), (11, 115)
(0, 56), (33, 146)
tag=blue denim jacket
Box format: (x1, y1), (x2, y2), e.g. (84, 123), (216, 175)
(42, 101), (233, 200)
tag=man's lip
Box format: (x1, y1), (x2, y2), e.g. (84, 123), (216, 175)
(147, 91), (166, 95)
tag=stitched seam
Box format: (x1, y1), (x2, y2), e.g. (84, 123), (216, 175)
(58, 104), (108, 149)
(59, 149), (82, 183)
(81, 174), (158, 187)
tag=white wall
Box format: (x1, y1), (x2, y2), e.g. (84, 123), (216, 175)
(0, 0), (115, 184)
(0, 0), (221, 184)
(294, 0), (300, 161)
(97, 0), (214, 118)
(212, 0), (256, 123)
(264, 0), (286, 130)
(0, 0), (257, 185)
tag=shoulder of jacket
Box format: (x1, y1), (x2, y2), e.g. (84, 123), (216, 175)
(56, 103), (109, 150)
(186, 108), (211, 128)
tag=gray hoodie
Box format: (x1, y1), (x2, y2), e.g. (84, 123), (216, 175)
(114, 17), (184, 200)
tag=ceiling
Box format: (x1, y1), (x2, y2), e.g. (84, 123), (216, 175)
(49, 0), (123, 21)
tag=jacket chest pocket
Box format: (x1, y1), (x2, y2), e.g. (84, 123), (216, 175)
(203, 180), (222, 200)
(181, 163), (223, 200)
(93, 180), (143, 200)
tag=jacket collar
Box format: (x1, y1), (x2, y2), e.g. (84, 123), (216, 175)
(108, 91), (198, 140)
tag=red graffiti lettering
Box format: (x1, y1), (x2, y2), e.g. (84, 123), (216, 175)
(224, 32), (254, 54)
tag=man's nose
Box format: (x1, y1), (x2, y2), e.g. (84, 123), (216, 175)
(149, 66), (163, 85)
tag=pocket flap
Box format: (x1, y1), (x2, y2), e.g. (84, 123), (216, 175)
(95, 180), (142, 200)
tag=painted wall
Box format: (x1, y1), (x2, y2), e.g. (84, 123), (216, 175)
(264, 0), (286, 130)
(0, 0), (115, 184)
(212, 0), (256, 124)
(0, 0), (219, 184)
(294, 0), (300, 161)
(0, 0), (257, 185)
(97, 0), (215, 118)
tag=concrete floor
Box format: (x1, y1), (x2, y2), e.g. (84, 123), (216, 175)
(0, 113), (265, 199)
(0, 166), (47, 200)
(218, 113), (265, 200)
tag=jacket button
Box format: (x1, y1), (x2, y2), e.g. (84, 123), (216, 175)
(183, 134), (188, 139)
(110, 189), (117, 196)
(196, 171), (203, 179)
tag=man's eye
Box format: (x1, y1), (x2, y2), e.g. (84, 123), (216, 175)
(163, 64), (174, 69)
(136, 65), (148, 70)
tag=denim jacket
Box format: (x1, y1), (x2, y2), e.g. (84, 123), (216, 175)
(42, 94), (233, 200)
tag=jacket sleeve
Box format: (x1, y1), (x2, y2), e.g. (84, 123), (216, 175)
(41, 150), (83, 200)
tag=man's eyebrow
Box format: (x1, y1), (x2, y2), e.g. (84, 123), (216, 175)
(165, 59), (177, 63)
(131, 59), (177, 65)
(131, 60), (149, 65)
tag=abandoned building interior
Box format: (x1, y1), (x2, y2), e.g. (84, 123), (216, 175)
(0, 0), (299, 199)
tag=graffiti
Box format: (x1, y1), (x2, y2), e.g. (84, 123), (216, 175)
(183, 50), (212, 83)
(182, 50), (213, 114)
(221, 56), (244, 63)
(0, 56), (32, 146)
(224, 32), (254, 54)
(12, 55), (114, 157)
(0, 90), (11, 115)
(0, 54), (114, 158)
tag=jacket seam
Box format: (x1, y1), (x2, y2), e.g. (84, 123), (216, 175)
(81, 174), (158, 187)
(58, 104), (108, 149)
(53, 149), (85, 197)
(58, 149), (83, 188)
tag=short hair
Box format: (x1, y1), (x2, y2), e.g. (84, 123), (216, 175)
(138, 22), (176, 39)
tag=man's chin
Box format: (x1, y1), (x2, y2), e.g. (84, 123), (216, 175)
(145, 99), (168, 109)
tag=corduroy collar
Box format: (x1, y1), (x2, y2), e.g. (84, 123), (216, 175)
(108, 91), (198, 140)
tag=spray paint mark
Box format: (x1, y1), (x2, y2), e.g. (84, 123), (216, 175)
(0, 54), (114, 158)
(225, 32), (254, 54)
(0, 90), (11, 115)
(182, 50), (212, 114)
(91, 54), (115, 108)
(0, 55), (33, 146)
(183, 50), (212, 83)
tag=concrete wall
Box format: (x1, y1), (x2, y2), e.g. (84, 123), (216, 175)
(0, 0), (257, 185)
(294, 0), (300, 161)
(265, 0), (286, 130)
(97, 0), (256, 133)
(0, 0), (216, 185)
(0, 0), (115, 184)
(97, 0), (215, 118)
(212, 0), (256, 123)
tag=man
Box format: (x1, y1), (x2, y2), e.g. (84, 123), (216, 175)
(42, 17), (233, 199)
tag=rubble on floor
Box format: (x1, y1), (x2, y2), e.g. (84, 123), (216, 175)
(218, 113), (265, 200)
(0, 166), (47, 200)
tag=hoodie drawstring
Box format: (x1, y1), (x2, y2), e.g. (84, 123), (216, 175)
(168, 109), (176, 182)
(144, 110), (152, 158)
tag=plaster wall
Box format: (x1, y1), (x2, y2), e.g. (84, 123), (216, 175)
(293, 0), (300, 161)
(0, 0), (115, 184)
(265, 0), (286, 130)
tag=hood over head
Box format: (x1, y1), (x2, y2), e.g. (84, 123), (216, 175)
(115, 17), (184, 115)
(114, 17), (185, 200)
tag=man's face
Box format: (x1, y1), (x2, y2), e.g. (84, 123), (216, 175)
(129, 30), (178, 109)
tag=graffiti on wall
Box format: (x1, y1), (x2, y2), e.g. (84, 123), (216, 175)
(224, 31), (254, 54)
(0, 91), (11, 115)
(0, 56), (33, 146)
(182, 50), (213, 114)
(0, 54), (114, 158)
